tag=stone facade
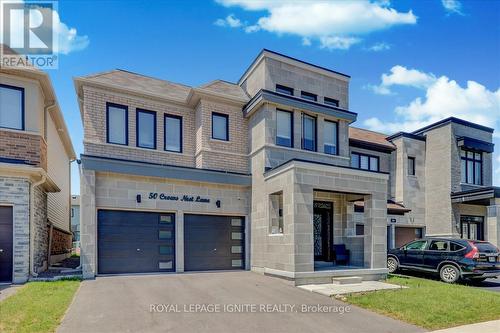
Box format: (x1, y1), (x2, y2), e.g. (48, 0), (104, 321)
(0, 177), (30, 283)
(33, 186), (48, 272)
(77, 50), (498, 283)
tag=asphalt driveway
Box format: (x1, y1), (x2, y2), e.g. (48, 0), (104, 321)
(58, 271), (425, 333)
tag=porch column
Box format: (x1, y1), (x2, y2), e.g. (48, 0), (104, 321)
(363, 193), (387, 269)
(486, 205), (500, 248)
(80, 168), (96, 279)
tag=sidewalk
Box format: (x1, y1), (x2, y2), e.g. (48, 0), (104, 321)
(431, 320), (500, 333)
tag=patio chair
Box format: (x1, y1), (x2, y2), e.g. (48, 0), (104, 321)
(332, 244), (350, 265)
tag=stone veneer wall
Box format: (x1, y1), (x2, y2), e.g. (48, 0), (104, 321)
(50, 227), (72, 255)
(33, 186), (48, 273)
(0, 177), (30, 283)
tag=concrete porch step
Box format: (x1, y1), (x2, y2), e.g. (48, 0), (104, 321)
(331, 276), (363, 285)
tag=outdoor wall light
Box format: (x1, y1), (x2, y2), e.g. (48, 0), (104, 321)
(216, 200), (221, 208)
(136, 194), (142, 203)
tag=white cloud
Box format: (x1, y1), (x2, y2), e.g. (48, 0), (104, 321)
(319, 36), (361, 50)
(367, 42), (391, 52)
(215, 0), (417, 50)
(442, 0), (464, 15)
(365, 66), (500, 185)
(52, 9), (89, 54)
(0, 1), (88, 54)
(369, 65), (436, 94)
(214, 14), (243, 28)
(365, 67), (500, 133)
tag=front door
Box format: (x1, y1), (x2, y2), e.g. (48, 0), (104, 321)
(0, 206), (13, 282)
(461, 215), (484, 240)
(313, 201), (333, 261)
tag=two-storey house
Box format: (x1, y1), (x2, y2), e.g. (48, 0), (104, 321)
(76, 49), (498, 284)
(0, 47), (76, 283)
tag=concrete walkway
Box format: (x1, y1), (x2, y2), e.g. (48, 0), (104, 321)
(58, 271), (425, 333)
(298, 280), (404, 296)
(430, 320), (500, 333)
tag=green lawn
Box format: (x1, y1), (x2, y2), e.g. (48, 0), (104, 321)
(0, 279), (80, 333)
(346, 275), (500, 330)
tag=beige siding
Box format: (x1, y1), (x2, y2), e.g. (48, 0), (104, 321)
(47, 113), (71, 231)
(0, 74), (45, 135)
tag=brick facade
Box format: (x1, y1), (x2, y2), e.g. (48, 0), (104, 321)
(0, 129), (47, 170)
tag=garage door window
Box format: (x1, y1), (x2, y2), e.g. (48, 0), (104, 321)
(231, 259), (243, 268)
(159, 230), (172, 239)
(160, 215), (173, 223)
(231, 232), (243, 240)
(159, 246), (173, 255)
(231, 246), (242, 254)
(159, 261), (173, 270)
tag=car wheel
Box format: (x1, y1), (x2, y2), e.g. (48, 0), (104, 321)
(439, 264), (460, 283)
(387, 257), (398, 273)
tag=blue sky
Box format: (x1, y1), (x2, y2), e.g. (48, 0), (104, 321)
(41, 0), (500, 193)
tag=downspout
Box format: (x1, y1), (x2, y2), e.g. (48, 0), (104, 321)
(30, 174), (46, 277)
(29, 101), (55, 277)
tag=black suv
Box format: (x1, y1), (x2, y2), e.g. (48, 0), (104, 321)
(387, 238), (500, 283)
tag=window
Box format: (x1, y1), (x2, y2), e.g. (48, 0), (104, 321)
(164, 114), (182, 152)
(428, 240), (448, 251)
(324, 120), (338, 155)
(324, 97), (339, 107)
(351, 152), (379, 171)
(276, 84), (293, 96)
(302, 114), (316, 151)
(301, 91), (317, 102)
(408, 157), (416, 176)
(71, 208), (74, 218)
(106, 103), (128, 145)
(212, 112), (229, 141)
(0, 84), (24, 130)
(276, 109), (293, 147)
(449, 242), (465, 252)
(355, 224), (364, 236)
(269, 192), (284, 234)
(461, 149), (482, 185)
(405, 240), (427, 250)
(136, 109), (156, 149)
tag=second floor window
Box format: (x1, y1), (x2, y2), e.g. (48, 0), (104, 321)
(164, 115), (182, 152)
(302, 114), (316, 151)
(212, 112), (229, 141)
(408, 157), (416, 176)
(136, 109), (156, 149)
(324, 120), (338, 155)
(324, 97), (339, 107)
(276, 109), (293, 147)
(276, 84), (294, 96)
(351, 152), (379, 171)
(106, 103), (128, 145)
(0, 84), (24, 130)
(301, 91), (317, 102)
(461, 149), (482, 185)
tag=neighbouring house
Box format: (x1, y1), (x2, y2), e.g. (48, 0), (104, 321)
(75, 49), (499, 284)
(0, 46), (76, 283)
(71, 195), (80, 248)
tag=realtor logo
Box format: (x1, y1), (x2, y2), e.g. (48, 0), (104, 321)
(1, 0), (58, 68)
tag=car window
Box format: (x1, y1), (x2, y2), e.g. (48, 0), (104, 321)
(473, 242), (498, 253)
(405, 240), (427, 250)
(449, 242), (465, 251)
(428, 240), (448, 251)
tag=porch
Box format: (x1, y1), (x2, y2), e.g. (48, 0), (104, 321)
(255, 159), (390, 285)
